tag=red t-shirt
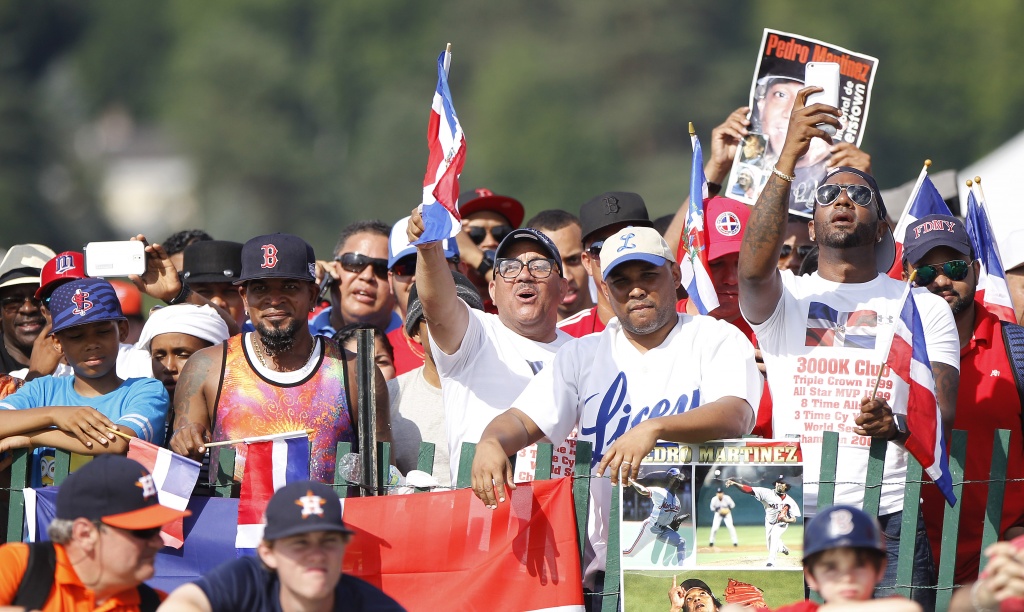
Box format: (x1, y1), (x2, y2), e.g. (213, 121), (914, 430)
(677, 298), (774, 437)
(387, 327), (425, 377)
(556, 306), (607, 338)
(921, 301), (1024, 584)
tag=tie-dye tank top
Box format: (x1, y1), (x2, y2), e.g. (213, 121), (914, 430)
(211, 334), (356, 483)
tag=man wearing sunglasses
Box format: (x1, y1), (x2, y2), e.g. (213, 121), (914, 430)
(407, 206), (570, 483)
(0, 455), (189, 608)
(0, 244), (56, 375)
(311, 220), (400, 338)
(738, 87), (960, 607)
(454, 188), (525, 313)
(902, 214), (1024, 586)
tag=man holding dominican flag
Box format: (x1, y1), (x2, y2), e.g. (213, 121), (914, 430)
(738, 87), (959, 606)
(412, 46), (467, 247)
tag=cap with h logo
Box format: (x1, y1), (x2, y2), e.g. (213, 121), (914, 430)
(599, 226), (676, 279)
(263, 480), (354, 541)
(237, 234), (316, 285)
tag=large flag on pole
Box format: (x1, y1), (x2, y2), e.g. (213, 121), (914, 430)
(889, 162), (952, 278)
(676, 124), (719, 315)
(965, 181), (1016, 323)
(875, 281), (956, 505)
(412, 46), (467, 246)
(127, 438), (201, 548)
(235, 431), (311, 550)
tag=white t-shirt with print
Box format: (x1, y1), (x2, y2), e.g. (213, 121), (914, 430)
(515, 313), (761, 584)
(431, 300), (571, 484)
(746, 271), (959, 516)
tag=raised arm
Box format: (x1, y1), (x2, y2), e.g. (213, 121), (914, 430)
(168, 345), (220, 460)
(406, 207), (471, 355)
(738, 87), (841, 325)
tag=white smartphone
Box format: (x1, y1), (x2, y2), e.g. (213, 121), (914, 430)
(805, 62), (840, 136)
(84, 241), (146, 277)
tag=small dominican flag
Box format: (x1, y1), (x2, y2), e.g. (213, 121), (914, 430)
(965, 188), (1016, 323)
(804, 302), (878, 349)
(412, 47), (467, 246)
(889, 173), (952, 279)
(877, 283), (956, 505)
(676, 126), (719, 315)
(235, 431), (311, 550)
(127, 437), (201, 549)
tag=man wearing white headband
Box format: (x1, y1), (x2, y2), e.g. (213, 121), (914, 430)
(134, 305), (231, 403)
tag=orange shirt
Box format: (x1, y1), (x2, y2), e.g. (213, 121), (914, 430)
(0, 542), (165, 611)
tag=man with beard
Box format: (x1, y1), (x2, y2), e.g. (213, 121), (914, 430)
(471, 226), (760, 596)
(526, 209), (595, 322)
(738, 87), (960, 606)
(901, 214), (1024, 585)
(0, 244), (55, 374)
(169, 234), (390, 483)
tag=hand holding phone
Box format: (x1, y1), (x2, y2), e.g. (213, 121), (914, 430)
(804, 62), (840, 137)
(84, 241), (146, 277)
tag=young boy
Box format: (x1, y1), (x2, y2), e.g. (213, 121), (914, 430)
(0, 278), (169, 483)
(774, 505), (922, 611)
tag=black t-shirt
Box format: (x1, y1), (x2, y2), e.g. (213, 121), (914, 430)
(194, 556), (406, 611)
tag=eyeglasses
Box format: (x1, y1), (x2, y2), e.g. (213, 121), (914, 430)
(586, 240), (605, 257)
(467, 225), (513, 246)
(913, 259), (971, 286)
(496, 258), (556, 280)
(779, 245), (815, 259)
(1, 295), (41, 313)
(814, 184), (875, 208)
(390, 255), (416, 278)
(335, 253), (388, 279)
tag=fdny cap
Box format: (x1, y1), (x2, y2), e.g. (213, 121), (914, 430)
(902, 214), (973, 264)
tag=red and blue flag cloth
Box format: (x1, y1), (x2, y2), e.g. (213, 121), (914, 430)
(878, 283), (956, 505)
(235, 431), (311, 550)
(804, 303), (878, 349)
(412, 48), (467, 246)
(676, 128), (719, 315)
(889, 173), (952, 279)
(965, 188), (1016, 323)
(127, 437), (201, 549)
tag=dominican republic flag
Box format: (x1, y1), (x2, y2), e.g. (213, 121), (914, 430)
(804, 302), (878, 349)
(877, 283), (956, 505)
(889, 171), (952, 279)
(344, 478), (584, 611)
(412, 47), (467, 246)
(966, 187), (1016, 323)
(128, 438), (201, 549)
(235, 431), (311, 550)
(676, 127), (719, 315)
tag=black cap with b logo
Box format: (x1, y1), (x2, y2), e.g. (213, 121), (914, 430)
(236, 233), (317, 285)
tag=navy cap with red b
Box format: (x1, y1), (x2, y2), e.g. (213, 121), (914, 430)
(236, 233), (317, 285)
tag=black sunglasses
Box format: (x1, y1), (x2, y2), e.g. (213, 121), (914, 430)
(390, 255), (416, 278)
(467, 225), (513, 246)
(913, 259), (971, 286)
(0, 295), (41, 312)
(586, 240), (606, 257)
(335, 253), (388, 279)
(779, 244), (815, 259)
(814, 183), (875, 208)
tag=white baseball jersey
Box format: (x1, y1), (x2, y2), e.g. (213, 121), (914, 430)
(648, 487), (683, 529)
(431, 301), (571, 483)
(747, 270), (959, 515)
(514, 313), (761, 582)
(752, 487), (802, 524)
(710, 494), (736, 513)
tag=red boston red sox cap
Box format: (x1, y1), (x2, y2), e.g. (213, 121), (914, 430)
(236, 233), (317, 285)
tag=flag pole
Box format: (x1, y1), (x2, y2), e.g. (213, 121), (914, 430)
(107, 427), (133, 442)
(870, 270), (917, 400)
(443, 42), (452, 77)
(892, 159), (932, 233)
(202, 428), (316, 448)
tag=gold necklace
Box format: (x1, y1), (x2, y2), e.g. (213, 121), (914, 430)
(251, 334), (317, 372)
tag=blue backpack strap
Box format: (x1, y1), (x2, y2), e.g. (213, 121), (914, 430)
(1000, 320), (1024, 447)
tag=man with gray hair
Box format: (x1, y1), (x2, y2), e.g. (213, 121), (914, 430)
(0, 454), (188, 608)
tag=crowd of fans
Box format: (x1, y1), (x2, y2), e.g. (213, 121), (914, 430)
(0, 86), (1023, 610)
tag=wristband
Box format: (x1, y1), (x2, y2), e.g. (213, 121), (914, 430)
(772, 166), (795, 182)
(167, 284), (193, 305)
(477, 251), (495, 277)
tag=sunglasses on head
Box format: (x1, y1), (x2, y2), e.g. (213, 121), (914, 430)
(586, 240), (605, 257)
(335, 253), (388, 279)
(913, 259), (971, 286)
(779, 244), (814, 259)
(467, 225), (513, 245)
(814, 183), (875, 208)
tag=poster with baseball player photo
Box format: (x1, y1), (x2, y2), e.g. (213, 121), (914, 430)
(621, 440), (805, 611)
(723, 28), (878, 216)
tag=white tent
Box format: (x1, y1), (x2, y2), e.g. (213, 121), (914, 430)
(958, 130), (1024, 270)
